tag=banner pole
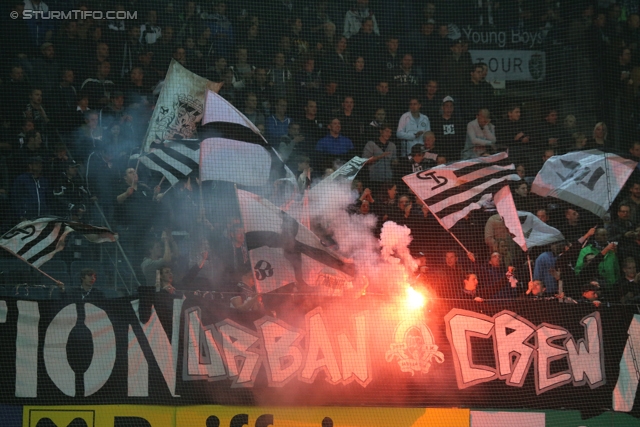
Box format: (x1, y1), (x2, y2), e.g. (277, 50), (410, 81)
(0, 246), (64, 288)
(413, 197), (476, 262)
(93, 201), (140, 293)
(527, 252), (534, 283)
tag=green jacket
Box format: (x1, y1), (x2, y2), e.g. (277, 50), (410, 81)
(575, 245), (620, 286)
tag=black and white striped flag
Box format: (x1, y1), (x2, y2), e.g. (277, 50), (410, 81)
(199, 90), (295, 187)
(402, 152), (521, 229)
(0, 218), (117, 268)
(132, 140), (200, 186)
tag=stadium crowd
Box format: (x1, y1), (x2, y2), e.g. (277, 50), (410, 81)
(2, 0), (640, 308)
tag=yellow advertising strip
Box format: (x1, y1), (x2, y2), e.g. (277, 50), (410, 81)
(24, 405), (469, 427)
(23, 405), (175, 427)
(175, 406), (470, 427)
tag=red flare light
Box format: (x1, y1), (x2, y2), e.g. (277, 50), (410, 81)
(406, 286), (426, 310)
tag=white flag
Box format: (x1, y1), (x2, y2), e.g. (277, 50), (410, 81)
(531, 150), (637, 217)
(0, 219), (117, 268)
(517, 211), (565, 249)
(493, 185), (527, 251)
(403, 152), (520, 229)
(131, 140), (200, 186)
(237, 189), (355, 294)
(199, 90), (276, 186)
(142, 60), (213, 152)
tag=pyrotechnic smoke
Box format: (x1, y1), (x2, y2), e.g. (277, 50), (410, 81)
(379, 221), (418, 273)
(287, 180), (418, 295)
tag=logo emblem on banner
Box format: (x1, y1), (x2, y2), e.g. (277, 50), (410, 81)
(385, 319), (444, 376)
(529, 54), (544, 80)
(254, 260), (274, 280)
(416, 170), (448, 190)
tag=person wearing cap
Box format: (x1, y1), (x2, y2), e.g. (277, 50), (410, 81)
(396, 97), (431, 157)
(395, 144), (431, 180)
(462, 108), (496, 159)
(11, 155), (50, 220)
(52, 160), (91, 221)
(430, 95), (464, 162)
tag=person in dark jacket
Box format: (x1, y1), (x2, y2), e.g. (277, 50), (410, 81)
(395, 144), (432, 182)
(12, 156), (50, 220)
(52, 160), (91, 221)
(553, 227), (596, 298)
(454, 272), (484, 302)
(61, 268), (105, 302)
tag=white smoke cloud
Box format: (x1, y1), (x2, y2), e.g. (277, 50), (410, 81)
(379, 221), (418, 273)
(284, 180), (417, 295)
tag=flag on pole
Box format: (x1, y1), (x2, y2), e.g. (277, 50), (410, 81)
(131, 140), (200, 186)
(517, 211), (565, 249)
(236, 189), (356, 294)
(199, 90), (285, 187)
(307, 156), (368, 200)
(323, 157), (368, 182)
(531, 149), (637, 217)
(493, 185), (527, 251)
(142, 60), (216, 152)
(0, 218), (117, 268)
(402, 152), (521, 229)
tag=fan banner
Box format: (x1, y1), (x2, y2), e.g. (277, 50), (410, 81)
(0, 296), (638, 419)
(531, 150), (637, 218)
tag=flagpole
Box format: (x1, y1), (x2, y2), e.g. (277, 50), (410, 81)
(198, 177), (204, 221)
(0, 246), (65, 288)
(92, 200), (140, 293)
(413, 197), (476, 262)
(526, 253), (533, 283)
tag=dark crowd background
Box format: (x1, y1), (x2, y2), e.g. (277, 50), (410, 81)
(0, 0), (640, 309)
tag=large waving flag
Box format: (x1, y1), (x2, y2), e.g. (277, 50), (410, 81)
(403, 152), (521, 229)
(0, 218), (117, 268)
(199, 90), (291, 187)
(517, 211), (565, 249)
(132, 140), (200, 186)
(142, 60), (217, 152)
(531, 149), (637, 217)
(237, 189), (356, 294)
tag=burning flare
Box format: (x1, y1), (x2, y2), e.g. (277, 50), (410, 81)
(406, 286), (426, 310)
